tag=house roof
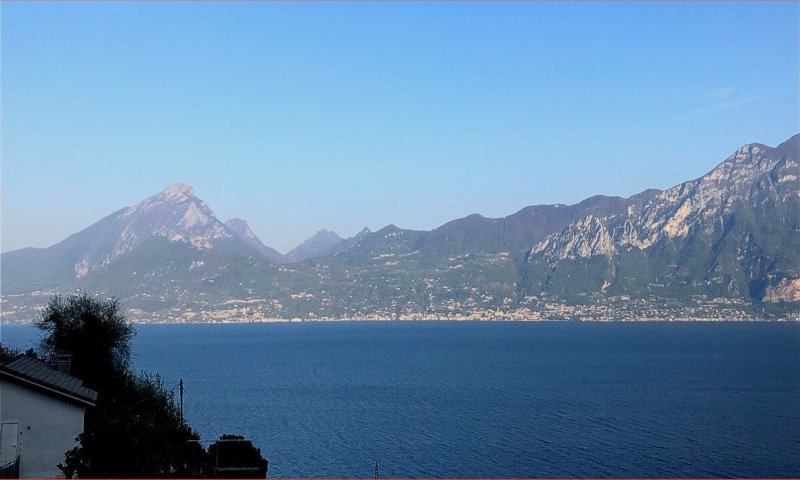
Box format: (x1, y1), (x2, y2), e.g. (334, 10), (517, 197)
(0, 356), (98, 407)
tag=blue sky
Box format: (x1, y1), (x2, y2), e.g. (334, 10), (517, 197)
(2, 2), (798, 253)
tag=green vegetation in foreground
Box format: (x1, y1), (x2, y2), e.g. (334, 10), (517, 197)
(2, 293), (268, 478)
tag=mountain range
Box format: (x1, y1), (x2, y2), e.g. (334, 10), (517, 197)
(2, 134), (798, 322)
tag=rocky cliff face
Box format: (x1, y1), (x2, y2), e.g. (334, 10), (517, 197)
(107, 183), (232, 256)
(526, 135), (800, 304)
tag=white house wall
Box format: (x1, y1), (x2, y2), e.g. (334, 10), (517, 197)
(0, 380), (86, 478)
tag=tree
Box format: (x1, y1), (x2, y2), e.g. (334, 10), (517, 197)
(35, 293), (207, 478)
(36, 293), (135, 391)
(1, 343), (39, 363)
(1, 344), (21, 363)
(60, 373), (208, 478)
(34, 293), (268, 478)
(207, 435), (268, 478)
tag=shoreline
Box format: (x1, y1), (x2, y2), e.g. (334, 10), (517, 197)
(4, 317), (799, 326)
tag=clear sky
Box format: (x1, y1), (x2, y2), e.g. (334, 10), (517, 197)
(2, 2), (798, 253)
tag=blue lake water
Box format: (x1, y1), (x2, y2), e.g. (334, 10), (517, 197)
(2, 321), (799, 478)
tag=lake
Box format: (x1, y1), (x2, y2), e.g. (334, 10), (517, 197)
(2, 321), (799, 478)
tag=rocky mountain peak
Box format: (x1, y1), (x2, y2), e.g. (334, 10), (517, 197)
(310, 229), (340, 240)
(125, 182), (212, 222)
(776, 134), (799, 155)
(225, 218), (256, 238)
(82, 184), (235, 275)
(285, 229), (344, 263)
(529, 134), (799, 265)
(696, 139), (788, 197)
(160, 182), (196, 200)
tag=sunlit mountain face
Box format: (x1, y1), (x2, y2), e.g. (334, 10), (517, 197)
(2, 135), (798, 322)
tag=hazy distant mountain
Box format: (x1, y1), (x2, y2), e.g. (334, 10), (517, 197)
(225, 218), (285, 263)
(2, 135), (797, 322)
(1, 183), (265, 295)
(324, 227), (372, 256)
(284, 230), (343, 263)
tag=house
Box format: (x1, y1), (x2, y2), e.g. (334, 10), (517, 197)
(0, 356), (98, 478)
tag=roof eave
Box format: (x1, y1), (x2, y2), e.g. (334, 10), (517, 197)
(0, 370), (97, 408)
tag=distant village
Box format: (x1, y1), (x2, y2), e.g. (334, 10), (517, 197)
(3, 288), (794, 325)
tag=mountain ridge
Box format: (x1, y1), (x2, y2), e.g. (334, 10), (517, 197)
(284, 229), (344, 263)
(524, 136), (799, 308)
(225, 218), (286, 263)
(2, 134), (797, 322)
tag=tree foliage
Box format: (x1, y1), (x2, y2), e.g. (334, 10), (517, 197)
(34, 292), (267, 478)
(60, 373), (208, 478)
(207, 435), (268, 478)
(1, 343), (22, 364)
(1, 343), (39, 364)
(36, 293), (135, 391)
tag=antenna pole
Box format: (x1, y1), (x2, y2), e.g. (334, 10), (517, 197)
(179, 378), (184, 423)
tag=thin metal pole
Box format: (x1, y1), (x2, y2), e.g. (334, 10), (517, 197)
(179, 378), (184, 423)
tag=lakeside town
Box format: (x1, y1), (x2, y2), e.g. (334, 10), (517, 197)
(3, 288), (794, 324)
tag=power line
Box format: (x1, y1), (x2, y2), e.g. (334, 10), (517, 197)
(184, 389), (220, 439)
